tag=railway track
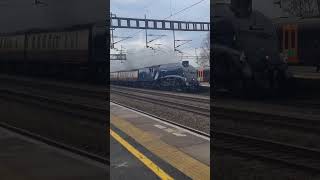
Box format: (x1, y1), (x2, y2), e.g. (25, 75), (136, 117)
(0, 121), (108, 165)
(0, 88), (107, 123)
(215, 131), (320, 172)
(0, 85), (108, 163)
(111, 87), (210, 117)
(0, 75), (107, 99)
(111, 101), (210, 138)
(214, 105), (320, 133)
(111, 85), (209, 104)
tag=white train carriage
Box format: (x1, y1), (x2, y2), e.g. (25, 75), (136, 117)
(110, 70), (139, 86)
(118, 70), (138, 81)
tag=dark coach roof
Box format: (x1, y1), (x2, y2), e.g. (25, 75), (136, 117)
(0, 22), (105, 36)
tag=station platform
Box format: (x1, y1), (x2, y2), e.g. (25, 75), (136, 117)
(110, 102), (210, 180)
(289, 66), (320, 80)
(200, 82), (210, 87)
(288, 66), (320, 92)
(0, 125), (107, 180)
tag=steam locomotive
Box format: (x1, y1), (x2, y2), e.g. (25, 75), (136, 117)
(212, 0), (291, 95)
(110, 61), (200, 91)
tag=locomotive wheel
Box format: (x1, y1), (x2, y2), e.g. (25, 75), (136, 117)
(173, 79), (184, 92)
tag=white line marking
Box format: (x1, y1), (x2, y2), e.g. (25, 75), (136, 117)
(154, 124), (166, 129)
(114, 161), (128, 168)
(172, 133), (187, 137)
(154, 124), (187, 137)
(111, 102), (210, 141)
(164, 128), (175, 133)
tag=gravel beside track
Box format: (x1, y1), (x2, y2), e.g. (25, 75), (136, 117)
(214, 96), (320, 178)
(215, 131), (320, 172)
(110, 93), (210, 134)
(111, 85), (209, 102)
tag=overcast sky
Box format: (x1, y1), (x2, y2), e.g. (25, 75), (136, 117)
(110, 0), (210, 71)
(0, 0), (106, 32)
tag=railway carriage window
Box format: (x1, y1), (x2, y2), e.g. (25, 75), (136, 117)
(48, 34), (52, 48)
(56, 36), (59, 48)
(71, 34), (74, 48)
(42, 35), (46, 48)
(285, 31), (289, 49)
(52, 35), (55, 48)
(291, 31), (295, 49)
(75, 32), (78, 48)
(32, 36), (36, 49)
(51, 35), (55, 48)
(37, 36), (41, 49)
(65, 35), (68, 48)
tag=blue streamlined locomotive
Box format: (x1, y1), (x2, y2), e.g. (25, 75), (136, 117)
(110, 61), (200, 91)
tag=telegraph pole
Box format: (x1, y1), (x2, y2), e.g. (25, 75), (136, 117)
(173, 29), (176, 53)
(145, 14), (148, 48)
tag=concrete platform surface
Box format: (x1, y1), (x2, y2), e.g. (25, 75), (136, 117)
(110, 102), (210, 180)
(289, 66), (320, 80)
(0, 126), (107, 180)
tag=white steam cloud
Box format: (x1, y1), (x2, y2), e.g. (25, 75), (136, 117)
(110, 48), (181, 72)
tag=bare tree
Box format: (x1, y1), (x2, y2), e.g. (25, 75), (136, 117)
(282, 0), (318, 17)
(196, 33), (210, 67)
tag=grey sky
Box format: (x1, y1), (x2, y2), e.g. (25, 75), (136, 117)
(0, 0), (106, 33)
(110, 0), (210, 71)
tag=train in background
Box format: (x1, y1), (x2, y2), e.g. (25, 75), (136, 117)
(273, 17), (320, 66)
(212, 0), (291, 96)
(197, 67), (210, 85)
(0, 23), (107, 83)
(110, 61), (200, 92)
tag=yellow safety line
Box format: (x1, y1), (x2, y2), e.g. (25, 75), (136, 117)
(111, 115), (210, 180)
(110, 129), (174, 180)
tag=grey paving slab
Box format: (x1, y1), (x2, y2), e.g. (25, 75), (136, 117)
(110, 136), (159, 180)
(0, 126), (107, 180)
(180, 142), (211, 166)
(110, 102), (210, 166)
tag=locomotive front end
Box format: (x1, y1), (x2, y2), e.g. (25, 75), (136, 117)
(181, 61), (200, 91)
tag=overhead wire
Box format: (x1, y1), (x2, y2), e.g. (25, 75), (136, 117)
(113, 0), (208, 42)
